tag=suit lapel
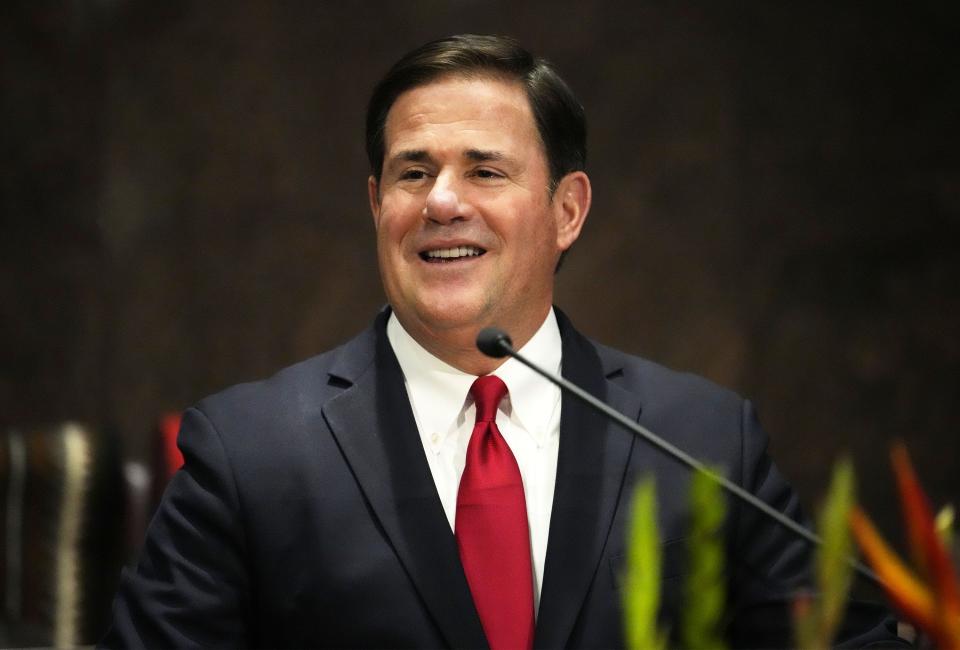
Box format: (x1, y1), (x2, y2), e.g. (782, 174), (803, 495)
(535, 311), (640, 648)
(321, 313), (487, 649)
(319, 309), (638, 649)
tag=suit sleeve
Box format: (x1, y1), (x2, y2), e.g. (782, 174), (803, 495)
(100, 407), (252, 649)
(726, 399), (905, 648)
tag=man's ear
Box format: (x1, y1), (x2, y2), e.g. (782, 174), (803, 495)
(368, 175), (381, 227)
(554, 171), (591, 251)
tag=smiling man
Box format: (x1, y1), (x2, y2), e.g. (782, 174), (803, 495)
(371, 73), (589, 374)
(102, 35), (902, 649)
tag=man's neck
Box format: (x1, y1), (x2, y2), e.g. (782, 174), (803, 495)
(391, 309), (551, 376)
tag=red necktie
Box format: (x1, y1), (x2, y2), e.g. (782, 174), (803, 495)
(456, 375), (535, 650)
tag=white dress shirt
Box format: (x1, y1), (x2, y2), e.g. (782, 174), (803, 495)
(386, 310), (562, 612)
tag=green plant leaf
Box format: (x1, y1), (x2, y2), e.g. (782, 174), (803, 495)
(820, 459), (856, 638)
(935, 504), (955, 552)
(624, 477), (667, 650)
(681, 467), (728, 650)
(794, 457), (856, 650)
(794, 590), (819, 650)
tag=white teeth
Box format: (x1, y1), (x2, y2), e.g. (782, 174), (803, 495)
(425, 246), (482, 259)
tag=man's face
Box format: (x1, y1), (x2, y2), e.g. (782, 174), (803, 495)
(369, 75), (587, 351)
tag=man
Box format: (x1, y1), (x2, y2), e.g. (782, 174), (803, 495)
(103, 35), (901, 648)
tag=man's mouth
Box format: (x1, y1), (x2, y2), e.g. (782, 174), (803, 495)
(419, 246), (486, 263)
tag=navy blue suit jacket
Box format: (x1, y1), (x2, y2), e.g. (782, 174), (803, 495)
(103, 309), (900, 648)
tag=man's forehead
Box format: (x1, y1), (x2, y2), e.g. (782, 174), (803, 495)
(382, 76), (540, 159)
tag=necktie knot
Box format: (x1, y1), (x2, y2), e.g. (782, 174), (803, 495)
(470, 375), (507, 423)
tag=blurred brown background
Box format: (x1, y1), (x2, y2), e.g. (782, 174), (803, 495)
(1, 0), (957, 616)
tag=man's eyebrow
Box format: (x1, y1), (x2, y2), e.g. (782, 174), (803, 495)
(386, 148), (511, 166)
(464, 149), (507, 162)
(390, 149), (431, 164)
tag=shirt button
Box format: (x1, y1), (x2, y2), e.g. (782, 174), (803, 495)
(431, 432), (440, 445)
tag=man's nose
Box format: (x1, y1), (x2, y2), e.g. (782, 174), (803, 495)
(424, 175), (464, 224)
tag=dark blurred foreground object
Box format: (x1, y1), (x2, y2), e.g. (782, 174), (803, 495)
(0, 423), (124, 647)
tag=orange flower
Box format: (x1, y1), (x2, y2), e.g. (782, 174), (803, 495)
(849, 444), (960, 649)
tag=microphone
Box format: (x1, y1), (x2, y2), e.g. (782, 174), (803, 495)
(475, 326), (882, 587)
(476, 328), (513, 358)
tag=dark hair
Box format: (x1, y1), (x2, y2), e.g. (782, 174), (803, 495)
(365, 34), (586, 193)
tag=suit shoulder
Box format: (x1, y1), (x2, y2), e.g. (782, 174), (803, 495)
(193, 328), (374, 428)
(593, 341), (745, 414)
(591, 340), (760, 470)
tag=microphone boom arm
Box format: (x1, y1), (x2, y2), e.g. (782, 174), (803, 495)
(479, 328), (882, 588)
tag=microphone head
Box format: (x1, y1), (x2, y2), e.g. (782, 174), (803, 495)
(476, 327), (513, 358)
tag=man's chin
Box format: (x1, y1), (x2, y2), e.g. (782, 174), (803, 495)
(399, 300), (493, 336)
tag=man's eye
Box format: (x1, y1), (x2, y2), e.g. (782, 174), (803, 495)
(474, 169), (503, 179)
(399, 170), (428, 181)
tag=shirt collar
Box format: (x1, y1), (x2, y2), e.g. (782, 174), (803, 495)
(387, 309), (562, 446)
